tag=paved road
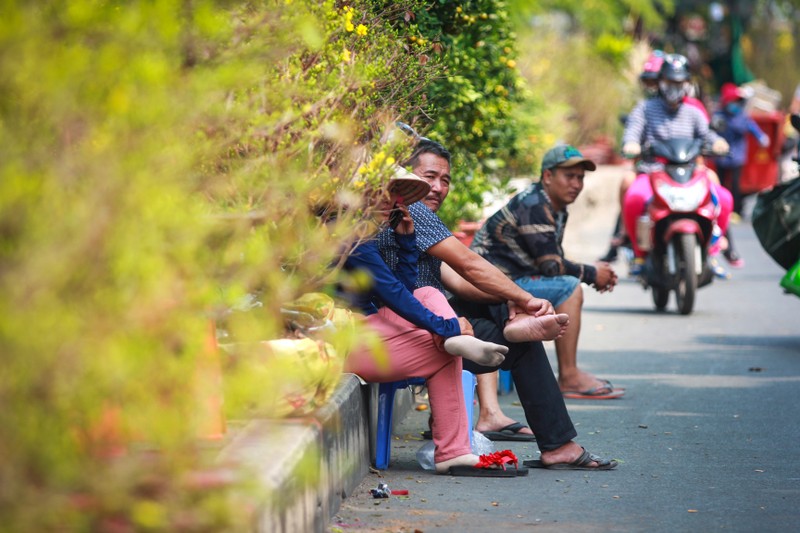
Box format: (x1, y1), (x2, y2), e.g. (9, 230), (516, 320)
(332, 169), (800, 532)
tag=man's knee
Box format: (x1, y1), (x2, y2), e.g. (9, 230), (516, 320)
(516, 275), (579, 309)
(558, 281), (583, 312)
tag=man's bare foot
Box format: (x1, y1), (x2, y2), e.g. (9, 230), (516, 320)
(443, 336), (508, 367)
(539, 441), (615, 469)
(503, 313), (569, 342)
(434, 453), (479, 474)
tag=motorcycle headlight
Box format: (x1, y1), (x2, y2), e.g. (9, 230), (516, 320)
(666, 162), (696, 184)
(655, 179), (707, 212)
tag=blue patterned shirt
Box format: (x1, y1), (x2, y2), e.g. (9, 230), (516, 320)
(342, 235), (460, 338)
(376, 202), (452, 291)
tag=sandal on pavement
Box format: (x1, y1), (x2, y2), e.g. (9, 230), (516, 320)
(444, 450), (528, 477)
(562, 380), (625, 400)
(481, 422), (537, 442)
(523, 447), (618, 470)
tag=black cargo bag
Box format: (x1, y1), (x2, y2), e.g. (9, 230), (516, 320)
(752, 177), (800, 270)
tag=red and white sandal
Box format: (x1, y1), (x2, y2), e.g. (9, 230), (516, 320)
(445, 450), (529, 477)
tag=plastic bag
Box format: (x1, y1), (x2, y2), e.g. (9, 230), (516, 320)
(780, 258), (800, 297)
(472, 430), (495, 455)
(415, 431), (496, 470)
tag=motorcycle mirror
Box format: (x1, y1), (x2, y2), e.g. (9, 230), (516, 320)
(396, 121), (422, 140)
(395, 121), (432, 144)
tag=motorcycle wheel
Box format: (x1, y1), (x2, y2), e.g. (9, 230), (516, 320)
(652, 284), (669, 310)
(674, 233), (697, 315)
(649, 255), (669, 310)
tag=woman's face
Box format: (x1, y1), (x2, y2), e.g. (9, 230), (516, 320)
(370, 188), (396, 223)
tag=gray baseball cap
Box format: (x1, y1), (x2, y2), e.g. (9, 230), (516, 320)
(541, 144), (597, 173)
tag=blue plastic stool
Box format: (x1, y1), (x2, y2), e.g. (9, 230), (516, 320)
(374, 370), (476, 470)
(498, 369), (514, 395)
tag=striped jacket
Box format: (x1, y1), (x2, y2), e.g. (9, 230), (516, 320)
(623, 97), (718, 147)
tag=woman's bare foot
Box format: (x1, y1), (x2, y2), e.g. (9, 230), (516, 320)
(443, 336), (508, 367)
(503, 313), (569, 342)
(434, 453), (479, 474)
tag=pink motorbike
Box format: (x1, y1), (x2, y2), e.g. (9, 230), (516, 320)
(636, 138), (719, 314)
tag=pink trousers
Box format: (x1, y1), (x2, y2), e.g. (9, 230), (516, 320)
(623, 173), (733, 258)
(344, 287), (471, 463)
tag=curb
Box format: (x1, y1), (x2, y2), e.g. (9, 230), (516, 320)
(218, 374), (370, 532)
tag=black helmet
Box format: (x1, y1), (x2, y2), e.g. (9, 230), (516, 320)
(659, 53), (690, 82)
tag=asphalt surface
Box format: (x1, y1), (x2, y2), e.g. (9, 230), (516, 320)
(331, 166), (800, 532)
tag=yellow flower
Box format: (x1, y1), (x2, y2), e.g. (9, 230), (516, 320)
(344, 7), (355, 31)
(353, 180), (366, 189)
(385, 156), (395, 166)
(356, 24), (367, 36)
(341, 48), (351, 62)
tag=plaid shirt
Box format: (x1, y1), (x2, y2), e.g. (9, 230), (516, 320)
(469, 182), (596, 284)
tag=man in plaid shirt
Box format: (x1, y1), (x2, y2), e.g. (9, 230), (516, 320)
(471, 144), (623, 399)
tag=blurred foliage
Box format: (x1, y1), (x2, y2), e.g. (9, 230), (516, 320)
(398, 0), (542, 224)
(0, 0), (440, 529)
(512, 0), (670, 38)
(510, 8), (660, 157)
(517, 28), (655, 150)
(509, 0), (671, 58)
(722, 1), (800, 107)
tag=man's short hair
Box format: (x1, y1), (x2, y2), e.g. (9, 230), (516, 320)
(404, 139), (451, 168)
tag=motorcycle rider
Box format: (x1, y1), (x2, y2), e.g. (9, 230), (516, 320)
(711, 82), (770, 268)
(601, 50), (713, 266)
(621, 53), (732, 275)
(600, 50), (665, 263)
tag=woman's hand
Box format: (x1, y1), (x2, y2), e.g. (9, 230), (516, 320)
(392, 204), (415, 235)
(457, 316), (474, 336)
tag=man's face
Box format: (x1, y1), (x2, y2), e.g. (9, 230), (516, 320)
(411, 152), (451, 213)
(542, 165), (585, 209)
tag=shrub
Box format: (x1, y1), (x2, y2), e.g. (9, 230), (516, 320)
(0, 0), (441, 528)
(404, 0), (544, 225)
